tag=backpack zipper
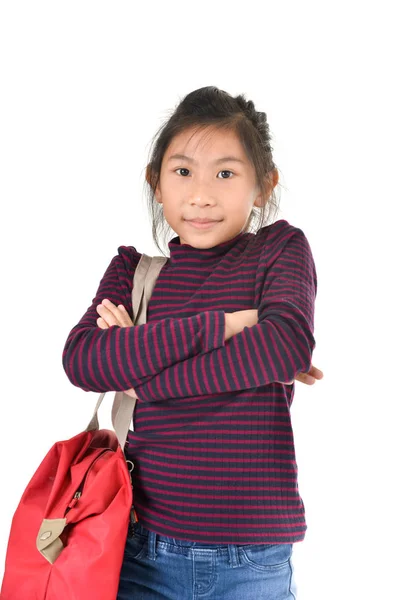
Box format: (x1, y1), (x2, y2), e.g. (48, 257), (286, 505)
(64, 448), (112, 515)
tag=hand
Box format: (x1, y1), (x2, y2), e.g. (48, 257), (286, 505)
(225, 309), (324, 386)
(285, 364), (324, 386)
(224, 309), (259, 341)
(96, 298), (134, 329)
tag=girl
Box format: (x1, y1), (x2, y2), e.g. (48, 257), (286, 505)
(62, 86), (323, 600)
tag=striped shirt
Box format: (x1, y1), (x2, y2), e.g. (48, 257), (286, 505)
(62, 218), (317, 544)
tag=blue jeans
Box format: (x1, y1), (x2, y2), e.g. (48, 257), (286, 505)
(117, 522), (297, 599)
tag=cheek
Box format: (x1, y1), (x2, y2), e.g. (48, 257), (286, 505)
(227, 201), (252, 218)
(160, 204), (180, 223)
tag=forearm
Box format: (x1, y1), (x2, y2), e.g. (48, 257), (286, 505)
(133, 306), (315, 401)
(62, 310), (226, 392)
(132, 230), (317, 402)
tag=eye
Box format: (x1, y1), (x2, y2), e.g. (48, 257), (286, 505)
(174, 168), (234, 179)
(217, 170), (234, 179)
(174, 168), (190, 177)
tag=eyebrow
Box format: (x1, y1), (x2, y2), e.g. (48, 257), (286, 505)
(167, 153), (246, 165)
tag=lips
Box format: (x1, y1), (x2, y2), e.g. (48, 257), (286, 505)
(186, 218), (221, 223)
(185, 218), (222, 230)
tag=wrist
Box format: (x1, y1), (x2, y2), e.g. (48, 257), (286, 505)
(224, 312), (235, 341)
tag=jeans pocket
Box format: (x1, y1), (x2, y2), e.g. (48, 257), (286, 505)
(240, 543), (293, 572)
(123, 533), (148, 560)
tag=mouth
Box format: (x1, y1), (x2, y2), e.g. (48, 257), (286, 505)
(185, 219), (222, 230)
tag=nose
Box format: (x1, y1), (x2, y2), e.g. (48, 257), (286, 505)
(187, 182), (216, 206)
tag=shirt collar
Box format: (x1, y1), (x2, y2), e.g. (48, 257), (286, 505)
(167, 230), (248, 268)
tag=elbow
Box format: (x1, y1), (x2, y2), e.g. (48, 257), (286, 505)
(281, 309), (315, 370)
(62, 348), (90, 392)
(62, 326), (124, 393)
(62, 331), (94, 393)
(299, 328), (316, 374)
(288, 313), (316, 376)
(62, 341), (74, 384)
(267, 312), (316, 379)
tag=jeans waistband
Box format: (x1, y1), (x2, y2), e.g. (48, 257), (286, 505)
(132, 522), (246, 565)
(132, 522), (252, 549)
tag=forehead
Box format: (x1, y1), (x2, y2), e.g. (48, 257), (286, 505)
(166, 126), (247, 161)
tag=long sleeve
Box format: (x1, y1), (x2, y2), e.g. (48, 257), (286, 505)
(62, 248), (226, 393)
(133, 229), (317, 401)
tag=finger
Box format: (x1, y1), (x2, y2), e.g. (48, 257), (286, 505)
(117, 304), (134, 327)
(295, 372), (315, 385)
(313, 369), (324, 379)
(98, 300), (130, 327)
(101, 299), (132, 327)
(96, 304), (120, 327)
(308, 365), (324, 379)
(96, 317), (109, 329)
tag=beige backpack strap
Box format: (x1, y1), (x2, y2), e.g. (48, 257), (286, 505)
(86, 253), (168, 449)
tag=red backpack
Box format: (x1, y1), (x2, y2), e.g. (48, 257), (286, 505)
(1, 254), (167, 600)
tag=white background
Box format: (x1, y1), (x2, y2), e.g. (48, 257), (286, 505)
(0, 2), (399, 598)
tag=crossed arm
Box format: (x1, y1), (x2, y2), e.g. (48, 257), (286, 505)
(95, 231), (323, 400)
(97, 302), (323, 393)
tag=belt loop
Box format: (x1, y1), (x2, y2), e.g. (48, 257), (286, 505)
(227, 544), (240, 568)
(147, 530), (157, 561)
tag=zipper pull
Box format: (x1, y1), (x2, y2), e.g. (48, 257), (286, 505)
(130, 507), (138, 525)
(67, 491), (82, 510)
(128, 507), (138, 538)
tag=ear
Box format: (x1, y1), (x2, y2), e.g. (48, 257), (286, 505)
(155, 188), (162, 204)
(145, 163), (152, 186)
(146, 164), (162, 204)
(253, 168), (279, 208)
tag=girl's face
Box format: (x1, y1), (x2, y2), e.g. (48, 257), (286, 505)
(153, 126), (277, 248)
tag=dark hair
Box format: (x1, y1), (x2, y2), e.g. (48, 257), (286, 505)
(143, 86), (282, 255)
